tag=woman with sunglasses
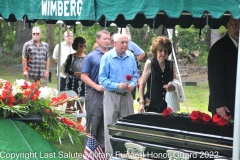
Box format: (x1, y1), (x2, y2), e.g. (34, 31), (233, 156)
(64, 36), (86, 123)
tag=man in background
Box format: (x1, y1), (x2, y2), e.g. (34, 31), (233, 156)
(208, 16), (240, 119)
(22, 26), (50, 85)
(52, 30), (75, 91)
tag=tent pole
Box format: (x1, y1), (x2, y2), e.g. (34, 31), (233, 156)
(232, 29), (240, 160)
(57, 21), (63, 91)
(167, 29), (189, 113)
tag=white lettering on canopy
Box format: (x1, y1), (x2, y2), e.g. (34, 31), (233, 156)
(41, 0), (83, 17)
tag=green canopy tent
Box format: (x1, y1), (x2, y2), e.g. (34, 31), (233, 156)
(0, 0), (96, 25)
(95, 0), (240, 29)
(94, 0), (240, 159)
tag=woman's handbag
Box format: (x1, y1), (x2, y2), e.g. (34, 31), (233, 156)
(60, 46), (72, 75)
(60, 54), (74, 75)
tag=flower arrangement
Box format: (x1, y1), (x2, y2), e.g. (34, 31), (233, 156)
(162, 107), (233, 127)
(0, 78), (87, 143)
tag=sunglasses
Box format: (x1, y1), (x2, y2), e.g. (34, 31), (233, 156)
(79, 44), (87, 48)
(32, 33), (40, 35)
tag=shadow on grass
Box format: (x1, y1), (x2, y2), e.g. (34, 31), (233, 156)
(52, 135), (85, 160)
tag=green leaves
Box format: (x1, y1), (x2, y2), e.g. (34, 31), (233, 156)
(0, 104), (29, 118)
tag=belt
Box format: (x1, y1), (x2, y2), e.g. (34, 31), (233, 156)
(110, 90), (128, 96)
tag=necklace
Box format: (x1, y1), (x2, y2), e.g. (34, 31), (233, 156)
(159, 62), (165, 72)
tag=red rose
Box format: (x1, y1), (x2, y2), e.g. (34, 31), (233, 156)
(213, 114), (221, 123)
(162, 107), (172, 116)
(217, 117), (227, 126)
(125, 75), (132, 81)
(44, 109), (52, 115)
(190, 111), (202, 120)
(201, 113), (212, 122)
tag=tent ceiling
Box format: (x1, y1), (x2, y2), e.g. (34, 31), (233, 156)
(0, 0), (239, 29)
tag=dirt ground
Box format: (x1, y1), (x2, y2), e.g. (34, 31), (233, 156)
(178, 66), (208, 83)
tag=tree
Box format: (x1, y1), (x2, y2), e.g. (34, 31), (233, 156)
(46, 24), (55, 54)
(12, 21), (32, 55)
(173, 25), (209, 66)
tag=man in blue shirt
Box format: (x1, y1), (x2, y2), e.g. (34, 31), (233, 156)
(99, 33), (138, 153)
(81, 29), (111, 150)
(110, 31), (145, 99)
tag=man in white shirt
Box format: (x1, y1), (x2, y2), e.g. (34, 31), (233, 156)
(52, 31), (75, 91)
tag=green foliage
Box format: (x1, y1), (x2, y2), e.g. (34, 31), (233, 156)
(196, 51), (208, 66)
(129, 25), (156, 52)
(0, 22), (16, 52)
(218, 25), (227, 34)
(173, 25), (209, 66)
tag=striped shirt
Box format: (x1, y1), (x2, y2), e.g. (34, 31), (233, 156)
(22, 39), (50, 78)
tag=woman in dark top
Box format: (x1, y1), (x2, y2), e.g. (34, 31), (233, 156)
(64, 36), (86, 122)
(138, 36), (176, 113)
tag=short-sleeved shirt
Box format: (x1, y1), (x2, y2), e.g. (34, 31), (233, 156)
(81, 48), (104, 84)
(52, 41), (75, 78)
(128, 40), (144, 56)
(22, 39), (50, 78)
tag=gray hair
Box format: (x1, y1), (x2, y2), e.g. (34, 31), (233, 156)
(113, 33), (129, 42)
(96, 29), (110, 39)
(64, 30), (73, 37)
(118, 27), (131, 40)
(32, 26), (42, 33)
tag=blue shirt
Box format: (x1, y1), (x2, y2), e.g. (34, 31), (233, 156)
(128, 40), (144, 56)
(81, 48), (104, 84)
(99, 49), (138, 92)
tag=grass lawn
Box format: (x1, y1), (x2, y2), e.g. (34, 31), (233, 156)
(1, 64), (210, 160)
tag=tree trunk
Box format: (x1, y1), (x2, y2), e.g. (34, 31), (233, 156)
(12, 21), (32, 55)
(204, 27), (211, 51)
(46, 24), (55, 54)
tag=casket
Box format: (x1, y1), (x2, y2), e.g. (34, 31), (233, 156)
(108, 113), (233, 160)
(6, 114), (42, 123)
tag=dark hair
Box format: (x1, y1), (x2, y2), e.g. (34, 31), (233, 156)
(72, 36), (86, 50)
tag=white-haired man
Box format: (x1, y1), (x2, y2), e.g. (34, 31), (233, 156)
(99, 33), (138, 153)
(52, 30), (75, 91)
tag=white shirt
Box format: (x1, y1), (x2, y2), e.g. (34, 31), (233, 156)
(52, 41), (75, 77)
(228, 33), (238, 48)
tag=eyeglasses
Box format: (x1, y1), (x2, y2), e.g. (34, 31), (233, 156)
(79, 44), (86, 48)
(32, 33), (40, 35)
(228, 22), (240, 29)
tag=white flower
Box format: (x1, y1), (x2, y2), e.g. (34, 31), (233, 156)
(14, 79), (31, 87)
(39, 87), (58, 99)
(54, 103), (67, 112)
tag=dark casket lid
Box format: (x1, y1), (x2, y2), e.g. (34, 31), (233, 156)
(117, 113), (233, 138)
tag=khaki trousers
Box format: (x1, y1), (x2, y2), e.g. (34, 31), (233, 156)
(103, 90), (134, 154)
